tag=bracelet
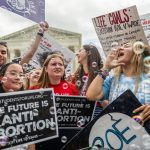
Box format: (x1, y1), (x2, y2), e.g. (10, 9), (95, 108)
(37, 32), (44, 37)
(98, 69), (109, 80)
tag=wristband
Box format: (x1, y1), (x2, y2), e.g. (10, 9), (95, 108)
(98, 69), (109, 80)
(37, 32), (44, 37)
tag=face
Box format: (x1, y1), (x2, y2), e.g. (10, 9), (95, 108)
(76, 48), (88, 64)
(0, 45), (8, 66)
(117, 43), (134, 64)
(45, 57), (65, 80)
(29, 69), (41, 83)
(2, 64), (24, 92)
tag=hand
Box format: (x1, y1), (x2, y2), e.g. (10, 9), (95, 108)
(104, 48), (125, 70)
(39, 21), (49, 33)
(133, 104), (150, 123)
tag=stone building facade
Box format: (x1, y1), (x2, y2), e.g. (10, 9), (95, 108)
(0, 24), (82, 71)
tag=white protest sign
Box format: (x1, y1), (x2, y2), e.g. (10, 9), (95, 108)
(28, 33), (75, 69)
(89, 113), (150, 150)
(92, 5), (148, 55)
(140, 13), (150, 45)
(0, 88), (58, 150)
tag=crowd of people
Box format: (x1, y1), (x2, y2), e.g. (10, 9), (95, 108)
(0, 21), (150, 149)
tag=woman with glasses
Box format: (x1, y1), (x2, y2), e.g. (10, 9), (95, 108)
(0, 62), (25, 92)
(29, 53), (79, 95)
(0, 62), (35, 150)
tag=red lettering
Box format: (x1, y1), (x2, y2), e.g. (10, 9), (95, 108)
(123, 9), (129, 22)
(109, 9), (129, 25)
(94, 15), (106, 27)
(142, 20), (150, 25)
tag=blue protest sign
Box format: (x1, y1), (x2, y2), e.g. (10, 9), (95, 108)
(0, 0), (45, 23)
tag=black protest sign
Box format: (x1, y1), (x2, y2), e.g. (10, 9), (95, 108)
(62, 90), (150, 150)
(55, 95), (96, 128)
(0, 88), (58, 150)
(36, 96), (96, 150)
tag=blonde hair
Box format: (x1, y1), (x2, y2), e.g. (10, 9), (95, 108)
(113, 41), (150, 94)
(37, 54), (65, 88)
(25, 68), (42, 89)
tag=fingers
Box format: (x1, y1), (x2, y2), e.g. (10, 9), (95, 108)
(143, 114), (150, 122)
(142, 105), (150, 122)
(43, 21), (49, 28)
(39, 21), (49, 32)
(133, 105), (150, 123)
(133, 105), (145, 114)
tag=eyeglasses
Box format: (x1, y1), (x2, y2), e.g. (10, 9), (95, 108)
(6, 71), (25, 78)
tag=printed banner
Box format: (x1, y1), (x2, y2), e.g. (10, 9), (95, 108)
(92, 5), (148, 56)
(36, 96), (96, 150)
(140, 13), (150, 45)
(55, 95), (96, 128)
(28, 33), (75, 71)
(0, 88), (58, 150)
(62, 90), (150, 150)
(0, 0), (45, 23)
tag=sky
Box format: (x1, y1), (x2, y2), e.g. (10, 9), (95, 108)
(0, 0), (150, 49)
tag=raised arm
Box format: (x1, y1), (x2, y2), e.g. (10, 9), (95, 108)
(86, 73), (105, 101)
(20, 21), (49, 65)
(86, 48), (125, 101)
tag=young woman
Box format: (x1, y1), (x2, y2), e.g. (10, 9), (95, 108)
(25, 68), (42, 89)
(0, 62), (35, 150)
(73, 44), (103, 96)
(29, 53), (79, 95)
(0, 62), (24, 92)
(68, 44), (108, 116)
(86, 41), (150, 123)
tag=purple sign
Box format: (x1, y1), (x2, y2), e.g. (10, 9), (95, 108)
(0, 0), (45, 23)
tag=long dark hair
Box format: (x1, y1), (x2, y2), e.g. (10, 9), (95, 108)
(74, 44), (103, 92)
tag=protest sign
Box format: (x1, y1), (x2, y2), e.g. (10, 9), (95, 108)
(28, 33), (75, 71)
(92, 5), (148, 56)
(0, 88), (58, 150)
(62, 90), (150, 150)
(55, 95), (96, 128)
(140, 13), (150, 45)
(0, 0), (45, 23)
(36, 96), (96, 150)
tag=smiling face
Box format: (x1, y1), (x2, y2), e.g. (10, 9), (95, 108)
(1, 64), (24, 92)
(45, 56), (65, 81)
(0, 45), (8, 66)
(29, 68), (41, 84)
(76, 48), (88, 64)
